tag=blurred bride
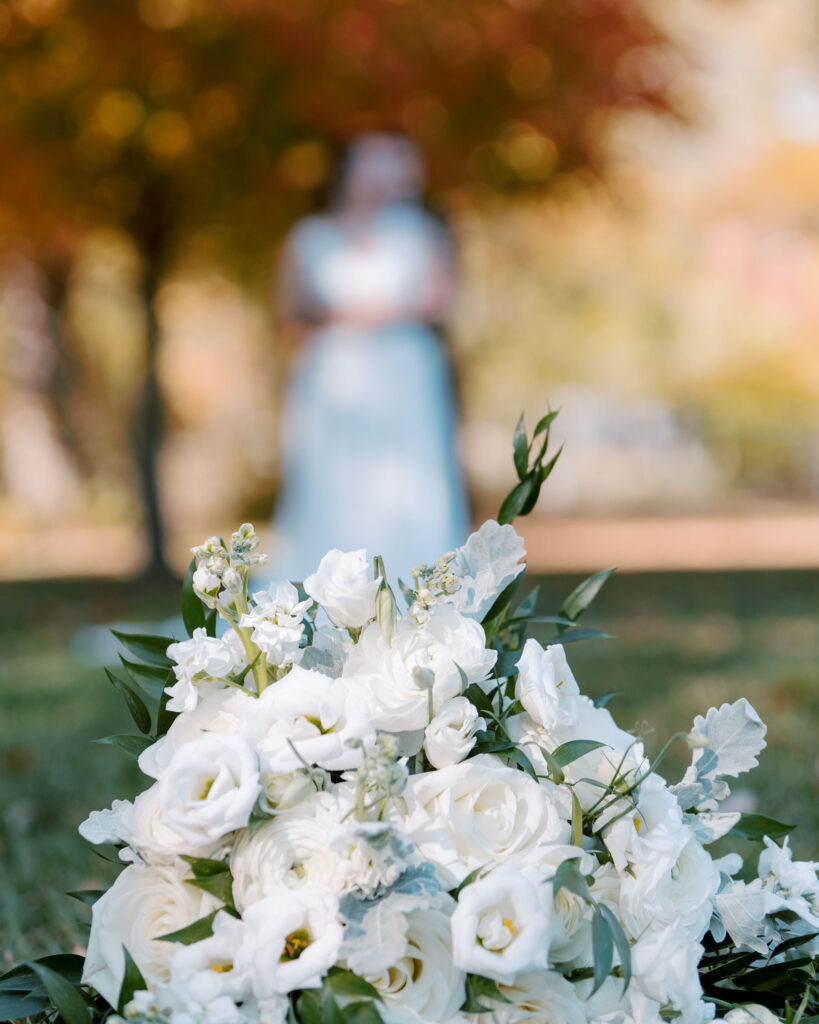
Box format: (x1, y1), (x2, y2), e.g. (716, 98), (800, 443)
(270, 133), (469, 583)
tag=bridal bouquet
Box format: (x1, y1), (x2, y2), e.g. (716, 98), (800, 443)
(2, 417), (817, 1024)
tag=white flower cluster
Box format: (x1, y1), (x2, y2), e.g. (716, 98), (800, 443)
(78, 520), (817, 1024)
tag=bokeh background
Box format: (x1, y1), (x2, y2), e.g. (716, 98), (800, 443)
(1, 0), (818, 962)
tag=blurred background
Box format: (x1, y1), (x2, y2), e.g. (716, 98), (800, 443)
(1, 0), (818, 962)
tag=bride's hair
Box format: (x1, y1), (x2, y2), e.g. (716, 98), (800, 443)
(334, 132), (425, 209)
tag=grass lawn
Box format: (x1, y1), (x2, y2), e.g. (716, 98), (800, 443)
(1, 568), (818, 964)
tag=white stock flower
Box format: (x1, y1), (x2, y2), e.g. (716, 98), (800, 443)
(241, 666), (375, 772)
(157, 733), (260, 847)
(514, 639), (579, 734)
(619, 836), (720, 941)
(423, 696), (485, 769)
(82, 862), (219, 1007)
(448, 520), (526, 621)
(451, 866), (551, 982)
(240, 582), (311, 666)
(346, 606), (497, 733)
(231, 792), (345, 909)
(165, 629), (245, 713)
(303, 548), (380, 629)
(401, 754), (571, 887)
(235, 889), (343, 995)
(361, 903), (466, 1024)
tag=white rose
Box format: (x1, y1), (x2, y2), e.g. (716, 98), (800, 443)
(619, 836), (720, 941)
(539, 846), (596, 966)
(236, 889), (343, 995)
(165, 629), (245, 713)
(451, 866), (551, 982)
(514, 639), (579, 734)
(231, 792), (345, 909)
(362, 904), (466, 1024)
(241, 666), (375, 772)
(240, 582), (312, 667)
(423, 697), (485, 769)
(158, 733), (260, 847)
(494, 969), (588, 1024)
(400, 754), (571, 887)
(130, 783), (220, 864)
(346, 606), (497, 733)
(303, 548), (380, 629)
(631, 926), (704, 1015)
(139, 688), (253, 780)
(448, 520), (526, 622)
(82, 862), (219, 1006)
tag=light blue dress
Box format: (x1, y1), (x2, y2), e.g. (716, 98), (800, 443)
(270, 203), (470, 584)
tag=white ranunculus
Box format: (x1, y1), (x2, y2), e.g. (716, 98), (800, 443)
(600, 773), (689, 873)
(240, 581), (312, 666)
(231, 792), (345, 909)
(139, 688), (253, 780)
(236, 889), (343, 995)
(165, 629), (245, 713)
(451, 866), (551, 982)
(240, 666), (375, 773)
(619, 836), (720, 941)
(303, 548), (381, 629)
(448, 520), (526, 622)
(493, 969), (588, 1024)
(82, 862), (219, 1007)
(362, 903), (466, 1024)
(346, 606), (497, 733)
(400, 754), (571, 887)
(423, 696), (485, 769)
(157, 733), (260, 847)
(514, 639), (579, 734)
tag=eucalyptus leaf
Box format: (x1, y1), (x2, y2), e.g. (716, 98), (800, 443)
(590, 910), (613, 995)
(498, 474), (537, 526)
(551, 858), (592, 903)
(559, 568), (616, 623)
(512, 413), (529, 481)
(533, 410), (559, 437)
(729, 813), (796, 842)
(25, 961), (90, 1024)
(596, 903), (631, 991)
(552, 739), (607, 768)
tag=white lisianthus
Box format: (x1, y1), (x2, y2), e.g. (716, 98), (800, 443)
(600, 773), (689, 873)
(168, 910), (250, 1003)
(240, 582), (311, 666)
(231, 792), (345, 909)
(423, 696), (485, 769)
(346, 606), (497, 733)
(241, 666), (375, 772)
(165, 629), (245, 713)
(362, 904), (466, 1024)
(447, 520), (526, 621)
(401, 755), (571, 887)
(515, 639), (579, 733)
(157, 733), (260, 847)
(235, 889), (343, 995)
(130, 783), (220, 864)
(122, 982), (250, 1024)
(451, 866), (551, 982)
(303, 548), (381, 629)
(82, 862), (220, 1006)
(631, 926), (704, 1019)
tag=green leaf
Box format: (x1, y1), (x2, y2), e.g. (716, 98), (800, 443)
(182, 557), (207, 636)
(451, 866), (486, 899)
(325, 969), (380, 1000)
(397, 577), (416, 609)
(494, 650), (522, 678)
(482, 575), (523, 626)
(343, 1003), (385, 1024)
(503, 746), (538, 780)
(513, 412), (529, 481)
(296, 990), (323, 1024)
(590, 911), (613, 996)
(66, 889), (104, 908)
(514, 584), (539, 621)
(571, 790), (583, 847)
(112, 631), (174, 667)
(0, 990), (49, 1018)
(498, 474), (538, 526)
(463, 683), (494, 716)
(539, 746), (564, 785)
(597, 903), (631, 991)
(180, 856), (231, 877)
(548, 627), (612, 646)
(468, 975), (512, 1006)
(117, 948), (147, 1014)
(533, 410), (559, 438)
(728, 813), (796, 842)
(320, 987), (345, 1024)
(25, 961), (90, 1024)
(559, 568), (616, 623)
(104, 668), (152, 734)
(158, 909), (220, 944)
(93, 734), (154, 757)
(552, 739), (607, 768)
(118, 656), (170, 701)
(551, 858), (592, 902)
(155, 679), (177, 739)
(594, 692), (621, 709)
(187, 873), (235, 909)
